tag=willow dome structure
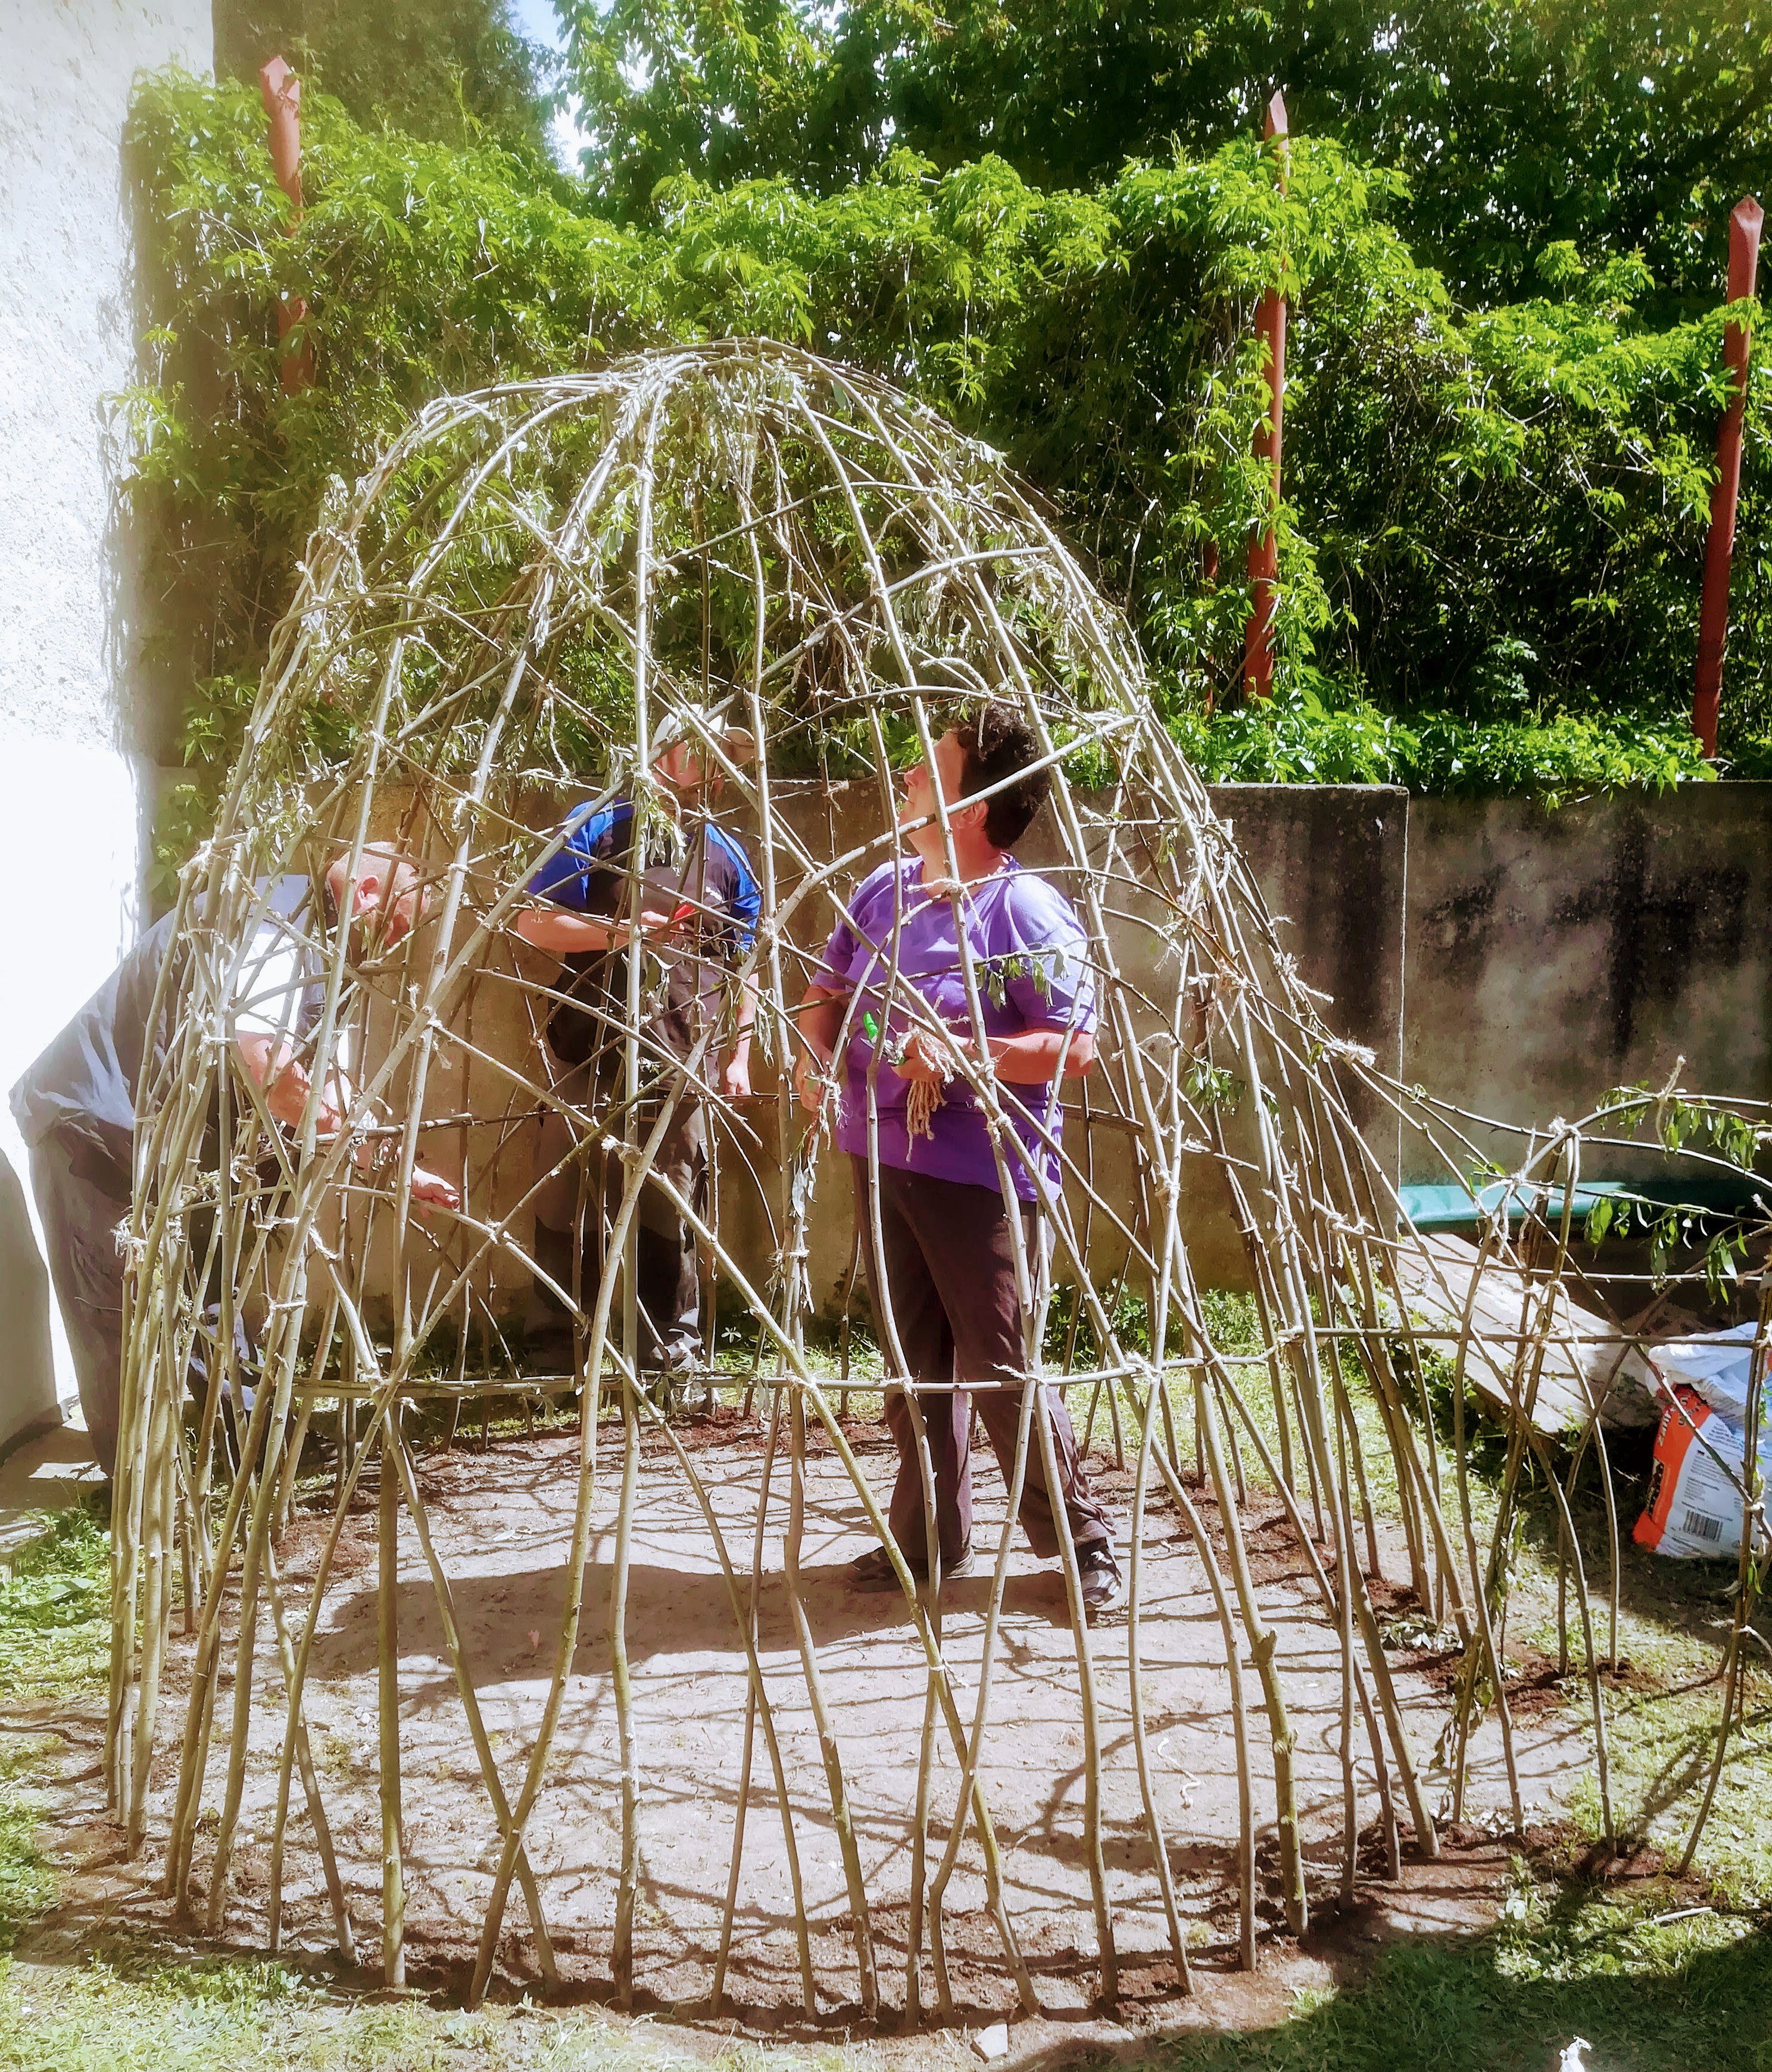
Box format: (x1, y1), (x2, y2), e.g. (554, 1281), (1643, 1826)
(104, 339), (1701, 2021)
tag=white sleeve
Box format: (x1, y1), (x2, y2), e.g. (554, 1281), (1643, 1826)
(229, 925), (321, 1050)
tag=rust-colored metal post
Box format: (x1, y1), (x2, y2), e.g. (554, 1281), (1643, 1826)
(1692, 195), (1764, 759)
(1244, 90), (1289, 701)
(258, 56), (311, 396)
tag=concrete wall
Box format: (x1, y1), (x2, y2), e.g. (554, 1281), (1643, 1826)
(1403, 787), (1772, 1182)
(0, 1), (212, 1453)
(1211, 783), (1407, 1159)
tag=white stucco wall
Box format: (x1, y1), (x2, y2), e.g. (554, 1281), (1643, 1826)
(0, 1), (213, 1455)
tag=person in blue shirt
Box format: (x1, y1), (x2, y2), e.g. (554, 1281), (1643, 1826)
(516, 706), (761, 1386)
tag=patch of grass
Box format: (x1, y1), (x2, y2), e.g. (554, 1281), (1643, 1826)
(1565, 1673), (1772, 1909)
(1496, 1463), (1772, 1906)
(0, 1739), (55, 1958)
(0, 1955), (314, 2072)
(1163, 1890), (1772, 2071)
(707, 1316), (885, 1388)
(0, 1501), (111, 1966)
(1138, 1288), (1420, 1525)
(0, 1503), (110, 1702)
(0, 1957), (793, 2071)
(1147, 1285), (1772, 1923)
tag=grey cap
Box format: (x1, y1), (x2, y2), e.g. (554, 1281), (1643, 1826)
(649, 698), (757, 767)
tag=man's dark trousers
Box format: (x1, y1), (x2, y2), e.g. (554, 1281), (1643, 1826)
(29, 1138), (128, 1478)
(29, 1132), (258, 1482)
(534, 1061), (707, 1369)
(851, 1157), (1113, 1569)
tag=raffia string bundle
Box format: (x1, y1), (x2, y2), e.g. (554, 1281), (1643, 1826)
(903, 1028), (963, 1146)
(903, 866), (998, 1146)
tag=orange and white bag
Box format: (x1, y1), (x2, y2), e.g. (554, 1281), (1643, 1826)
(1634, 1383), (1770, 1560)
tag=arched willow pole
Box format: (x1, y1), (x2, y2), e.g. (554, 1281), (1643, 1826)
(108, 341), (1768, 2014)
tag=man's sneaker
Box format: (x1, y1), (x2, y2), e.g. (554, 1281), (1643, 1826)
(1077, 1542), (1125, 1615)
(848, 1541), (975, 1591)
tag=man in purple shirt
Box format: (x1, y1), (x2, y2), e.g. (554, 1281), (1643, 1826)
(794, 710), (1122, 1612)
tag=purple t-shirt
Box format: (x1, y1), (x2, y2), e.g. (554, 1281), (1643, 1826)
(814, 857), (1097, 1199)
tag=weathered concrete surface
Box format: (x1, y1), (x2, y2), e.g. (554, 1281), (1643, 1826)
(121, 1420), (1573, 2010)
(1403, 787), (1772, 1183)
(1210, 782), (1407, 1160)
(0, 1), (213, 1453)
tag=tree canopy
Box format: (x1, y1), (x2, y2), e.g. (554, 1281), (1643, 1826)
(214, 0), (556, 158)
(559, 0), (1772, 314)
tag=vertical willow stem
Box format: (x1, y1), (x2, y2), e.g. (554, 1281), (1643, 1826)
(1196, 1371), (1304, 1932)
(1147, 1403), (1255, 1967)
(261, 1538), (356, 1963)
(1129, 1384), (1192, 1990)
(1680, 1287), (1770, 1872)
(1037, 1387), (1118, 2002)
(610, 1376), (641, 2008)
(785, 1389), (877, 2012)
(379, 1412), (406, 1987)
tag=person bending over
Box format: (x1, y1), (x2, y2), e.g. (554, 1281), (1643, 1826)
(515, 704), (760, 1387)
(10, 843), (458, 1481)
(794, 709), (1123, 1612)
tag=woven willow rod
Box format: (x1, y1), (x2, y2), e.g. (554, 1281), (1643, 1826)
(108, 341), (1768, 2017)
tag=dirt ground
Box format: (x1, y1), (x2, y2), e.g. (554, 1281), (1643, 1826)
(60, 1408), (1589, 2044)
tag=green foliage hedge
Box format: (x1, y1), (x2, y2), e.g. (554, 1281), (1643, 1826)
(123, 68), (1769, 865)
